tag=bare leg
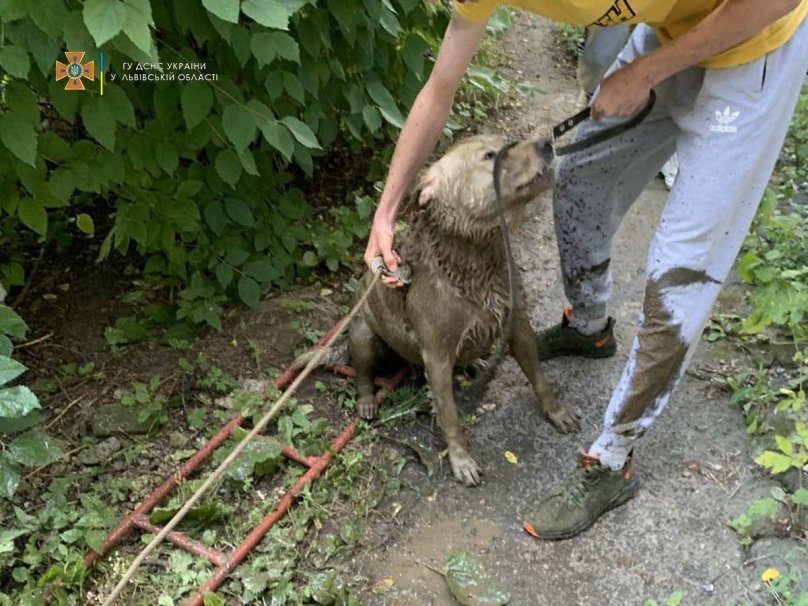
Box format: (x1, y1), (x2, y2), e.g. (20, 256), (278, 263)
(349, 314), (380, 420)
(422, 350), (481, 486)
(510, 310), (579, 433)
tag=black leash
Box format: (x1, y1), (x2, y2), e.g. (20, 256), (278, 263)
(455, 142), (520, 410)
(457, 91), (657, 411)
(552, 90), (656, 156)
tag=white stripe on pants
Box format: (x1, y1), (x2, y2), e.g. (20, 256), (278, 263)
(551, 20), (808, 470)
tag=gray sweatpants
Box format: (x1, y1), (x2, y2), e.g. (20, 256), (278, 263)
(553, 20), (808, 470)
(577, 25), (632, 97)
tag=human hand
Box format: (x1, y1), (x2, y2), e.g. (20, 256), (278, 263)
(590, 62), (653, 122)
(364, 218), (405, 288)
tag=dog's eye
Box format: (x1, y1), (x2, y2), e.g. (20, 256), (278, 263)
(483, 150), (496, 161)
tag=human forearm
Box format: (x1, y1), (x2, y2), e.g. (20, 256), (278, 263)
(372, 13), (487, 232)
(636, 0), (802, 87)
(591, 0), (802, 119)
(373, 81), (455, 230)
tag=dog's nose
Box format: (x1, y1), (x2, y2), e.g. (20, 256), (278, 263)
(533, 139), (555, 162)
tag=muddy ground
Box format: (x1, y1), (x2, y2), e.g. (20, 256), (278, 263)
(350, 16), (803, 606)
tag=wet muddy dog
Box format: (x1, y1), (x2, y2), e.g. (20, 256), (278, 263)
(321, 135), (579, 485)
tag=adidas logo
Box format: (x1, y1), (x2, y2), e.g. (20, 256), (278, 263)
(709, 106), (740, 133)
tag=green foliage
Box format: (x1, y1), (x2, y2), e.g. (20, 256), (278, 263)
(727, 493), (782, 547)
(554, 23), (586, 61)
(442, 551), (511, 606)
(736, 190), (808, 340)
(0, 486), (116, 604)
(737, 82), (808, 340)
(643, 591), (683, 606)
(726, 81), (808, 548)
(178, 354), (239, 393)
(761, 569), (808, 606)
(0, 304), (27, 357)
(118, 374), (169, 425)
(0, 0), (470, 324)
(0, 354), (61, 499)
(0, 0), (519, 354)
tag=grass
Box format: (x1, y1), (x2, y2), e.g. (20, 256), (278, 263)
(718, 79), (808, 605)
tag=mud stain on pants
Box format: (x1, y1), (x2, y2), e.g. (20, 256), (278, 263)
(615, 267), (719, 429)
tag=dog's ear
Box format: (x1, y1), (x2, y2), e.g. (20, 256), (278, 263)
(414, 174), (436, 207)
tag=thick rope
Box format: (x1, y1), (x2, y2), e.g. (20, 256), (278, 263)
(100, 272), (381, 606)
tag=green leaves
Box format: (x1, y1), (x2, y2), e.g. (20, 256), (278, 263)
(0, 386), (40, 418)
(28, 0), (67, 37)
(107, 85), (138, 127)
(0, 115), (38, 166)
(402, 33), (429, 77)
(0, 306), (27, 341)
(224, 198), (255, 227)
(251, 32), (299, 67)
(442, 552), (511, 606)
(181, 82), (213, 131)
(259, 120), (294, 161)
(0, 45), (30, 78)
(155, 142), (179, 175)
(201, 0), (239, 23)
(0, 455), (20, 499)
(77, 213), (95, 235)
(0, 356), (26, 386)
(241, 0), (304, 30)
(237, 276), (261, 308)
(0, 0), (455, 327)
(83, 0), (126, 46)
(17, 199), (48, 236)
(222, 104), (257, 149)
(6, 430), (62, 466)
(224, 428), (282, 481)
(366, 81), (404, 128)
(279, 116), (321, 149)
(215, 150), (242, 187)
(121, 0), (154, 54)
(82, 96), (117, 150)
(755, 450), (798, 475)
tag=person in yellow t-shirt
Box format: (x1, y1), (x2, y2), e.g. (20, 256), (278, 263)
(364, 0), (808, 539)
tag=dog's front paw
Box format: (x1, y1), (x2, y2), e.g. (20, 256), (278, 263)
(547, 406), (580, 434)
(449, 449), (482, 486)
(357, 396), (379, 420)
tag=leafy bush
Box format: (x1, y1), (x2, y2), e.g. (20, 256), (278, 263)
(0, 353), (61, 499)
(0, 302), (63, 499)
(727, 81), (808, 550)
(0, 0), (451, 322)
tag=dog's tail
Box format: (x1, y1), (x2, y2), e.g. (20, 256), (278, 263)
(289, 339), (351, 372)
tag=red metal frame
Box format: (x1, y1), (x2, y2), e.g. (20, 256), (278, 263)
(81, 317), (408, 605)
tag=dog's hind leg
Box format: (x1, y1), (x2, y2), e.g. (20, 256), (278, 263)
(509, 309), (580, 433)
(422, 350), (482, 486)
(350, 313), (382, 420)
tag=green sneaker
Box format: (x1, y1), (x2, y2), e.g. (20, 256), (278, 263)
(523, 451), (639, 540)
(536, 308), (616, 361)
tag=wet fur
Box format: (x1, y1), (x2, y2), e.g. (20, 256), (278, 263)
(352, 135), (580, 485)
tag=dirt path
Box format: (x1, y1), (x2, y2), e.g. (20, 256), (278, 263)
(354, 16), (786, 606)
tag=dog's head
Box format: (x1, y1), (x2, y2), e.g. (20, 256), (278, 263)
(414, 134), (554, 237)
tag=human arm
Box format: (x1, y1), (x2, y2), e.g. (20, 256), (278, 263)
(591, 0), (803, 120)
(364, 12), (488, 285)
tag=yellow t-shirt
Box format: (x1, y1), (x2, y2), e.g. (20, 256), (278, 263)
(453, 0), (808, 67)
